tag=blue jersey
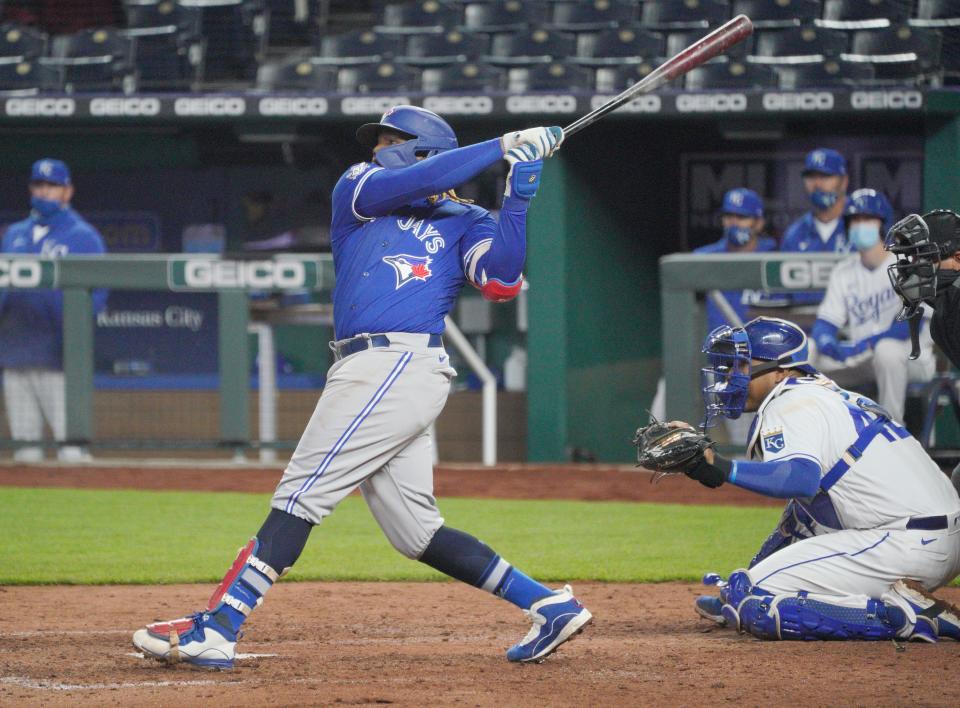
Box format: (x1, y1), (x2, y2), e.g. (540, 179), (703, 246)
(695, 236), (778, 332)
(0, 206), (107, 369)
(780, 210), (852, 306)
(329, 138), (526, 340)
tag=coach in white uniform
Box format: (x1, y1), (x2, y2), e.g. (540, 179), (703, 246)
(810, 188), (935, 423)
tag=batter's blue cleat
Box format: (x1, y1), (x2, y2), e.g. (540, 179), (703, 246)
(694, 595), (727, 626)
(506, 585), (592, 663)
(133, 611), (237, 669)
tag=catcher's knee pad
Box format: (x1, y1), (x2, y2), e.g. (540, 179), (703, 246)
(207, 538), (281, 618)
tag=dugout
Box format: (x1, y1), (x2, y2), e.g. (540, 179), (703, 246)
(0, 87), (957, 462)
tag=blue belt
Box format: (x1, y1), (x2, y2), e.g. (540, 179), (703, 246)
(334, 332), (442, 359)
(906, 515), (948, 531)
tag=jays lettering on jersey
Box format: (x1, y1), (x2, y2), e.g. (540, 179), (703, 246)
(328, 138), (525, 340)
(0, 207), (107, 369)
(817, 252), (903, 344)
(747, 375), (958, 531)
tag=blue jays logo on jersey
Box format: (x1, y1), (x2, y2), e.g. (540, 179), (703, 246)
(763, 429), (785, 453)
(383, 254), (432, 289)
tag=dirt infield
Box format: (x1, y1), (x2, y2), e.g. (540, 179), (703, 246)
(2, 462), (959, 706)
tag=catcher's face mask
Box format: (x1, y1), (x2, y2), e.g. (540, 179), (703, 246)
(700, 325), (752, 427)
(885, 213), (941, 320)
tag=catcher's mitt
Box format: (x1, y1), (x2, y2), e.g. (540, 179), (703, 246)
(632, 417), (715, 479)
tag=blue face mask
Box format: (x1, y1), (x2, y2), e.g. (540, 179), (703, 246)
(849, 222), (880, 251)
(724, 225), (752, 247)
(810, 189), (839, 211)
(30, 195), (63, 220)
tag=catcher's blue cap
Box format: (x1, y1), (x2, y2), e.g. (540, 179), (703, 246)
(802, 148), (846, 177)
(721, 188), (763, 218)
(30, 158), (71, 185)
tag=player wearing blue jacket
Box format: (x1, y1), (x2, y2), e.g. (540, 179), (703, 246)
(133, 107), (592, 670)
(780, 148), (852, 306)
(0, 159), (106, 462)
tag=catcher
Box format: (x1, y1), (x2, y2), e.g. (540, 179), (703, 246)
(634, 316), (960, 641)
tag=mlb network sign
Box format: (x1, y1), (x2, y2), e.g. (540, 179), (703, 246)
(167, 258), (323, 291)
(761, 257), (840, 291)
(0, 258), (57, 288)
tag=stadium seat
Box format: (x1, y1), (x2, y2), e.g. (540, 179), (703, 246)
(844, 25), (943, 83)
(0, 23), (48, 59)
(462, 1), (547, 33)
(316, 29), (404, 66)
(256, 56), (338, 91)
(548, 1), (636, 32)
(666, 27), (751, 59)
(911, 1), (960, 81)
(338, 61), (421, 93)
(817, 0), (911, 29)
(0, 58), (62, 95)
(575, 25), (664, 66)
(400, 29), (488, 66)
(487, 29), (577, 66)
(124, 0), (203, 34)
(640, 0), (731, 31)
(731, 0), (821, 29)
(421, 61), (505, 91)
(264, 0), (314, 47)
(750, 26), (849, 63)
(775, 58), (875, 88)
(685, 60), (778, 89)
(594, 60), (659, 91)
(121, 25), (203, 90)
(375, 1), (464, 35)
(48, 28), (137, 93)
(507, 61), (592, 91)
(178, 0), (268, 81)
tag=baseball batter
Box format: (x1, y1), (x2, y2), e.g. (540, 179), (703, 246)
(811, 189), (935, 422)
(636, 317), (960, 641)
(132, 106), (591, 669)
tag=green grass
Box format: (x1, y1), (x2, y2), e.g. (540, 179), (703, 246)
(0, 487), (781, 585)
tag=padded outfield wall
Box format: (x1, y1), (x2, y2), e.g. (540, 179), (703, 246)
(0, 87), (950, 462)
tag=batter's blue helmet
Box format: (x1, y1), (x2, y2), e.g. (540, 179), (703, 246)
(701, 317), (815, 426)
(356, 105), (458, 169)
(845, 188), (893, 233)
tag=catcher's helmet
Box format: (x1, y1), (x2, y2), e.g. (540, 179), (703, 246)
(844, 188), (893, 233)
(701, 317), (815, 426)
(885, 209), (960, 319)
(356, 105), (458, 169)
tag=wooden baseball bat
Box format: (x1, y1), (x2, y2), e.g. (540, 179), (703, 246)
(563, 14), (754, 137)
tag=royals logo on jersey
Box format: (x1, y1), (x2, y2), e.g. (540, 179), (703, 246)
(383, 254), (432, 289)
(763, 429), (786, 453)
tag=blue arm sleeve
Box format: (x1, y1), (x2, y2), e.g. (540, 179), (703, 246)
(469, 203), (527, 287)
(728, 457), (822, 499)
(355, 139), (504, 218)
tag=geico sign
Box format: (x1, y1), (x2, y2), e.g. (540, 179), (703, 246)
(0, 259), (42, 287)
(851, 90), (922, 110)
(341, 96), (410, 115)
(779, 261), (834, 289)
(506, 95), (577, 113)
(5, 97), (75, 116)
(676, 93), (747, 112)
(258, 97), (328, 116)
(590, 94), (661, 113)
(422, 96), (493, 114)
(90, 97), (161, 116)
(183, 260), (306, 289)
(174, 97), (246, 116)
(762, 92), (834, 111)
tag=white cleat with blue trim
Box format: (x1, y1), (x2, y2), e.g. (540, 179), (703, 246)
(506, 585), (592, 662)
(133, 611), (237, 670)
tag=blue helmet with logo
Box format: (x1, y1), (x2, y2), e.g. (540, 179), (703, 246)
(701, 317), (816, 426)
(356, 105), (458, 169)
(845, 188), (893, 233)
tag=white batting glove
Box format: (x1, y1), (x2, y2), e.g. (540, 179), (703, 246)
(500, 126), (564, 159)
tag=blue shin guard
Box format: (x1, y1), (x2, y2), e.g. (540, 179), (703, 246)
(720, 570), (908, 641)
(208, 538), (280, 633)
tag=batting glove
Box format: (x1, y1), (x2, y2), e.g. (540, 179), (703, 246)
(504, 144), (543, 200)
(501, 126), (564, 159)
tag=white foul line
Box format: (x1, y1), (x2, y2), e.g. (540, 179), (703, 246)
(1, 676), (218, 691)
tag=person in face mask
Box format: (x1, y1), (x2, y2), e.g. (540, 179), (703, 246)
(809, 189), (935, 423)
(0, 158), (107, 462)
(781, 148), (852, 306)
